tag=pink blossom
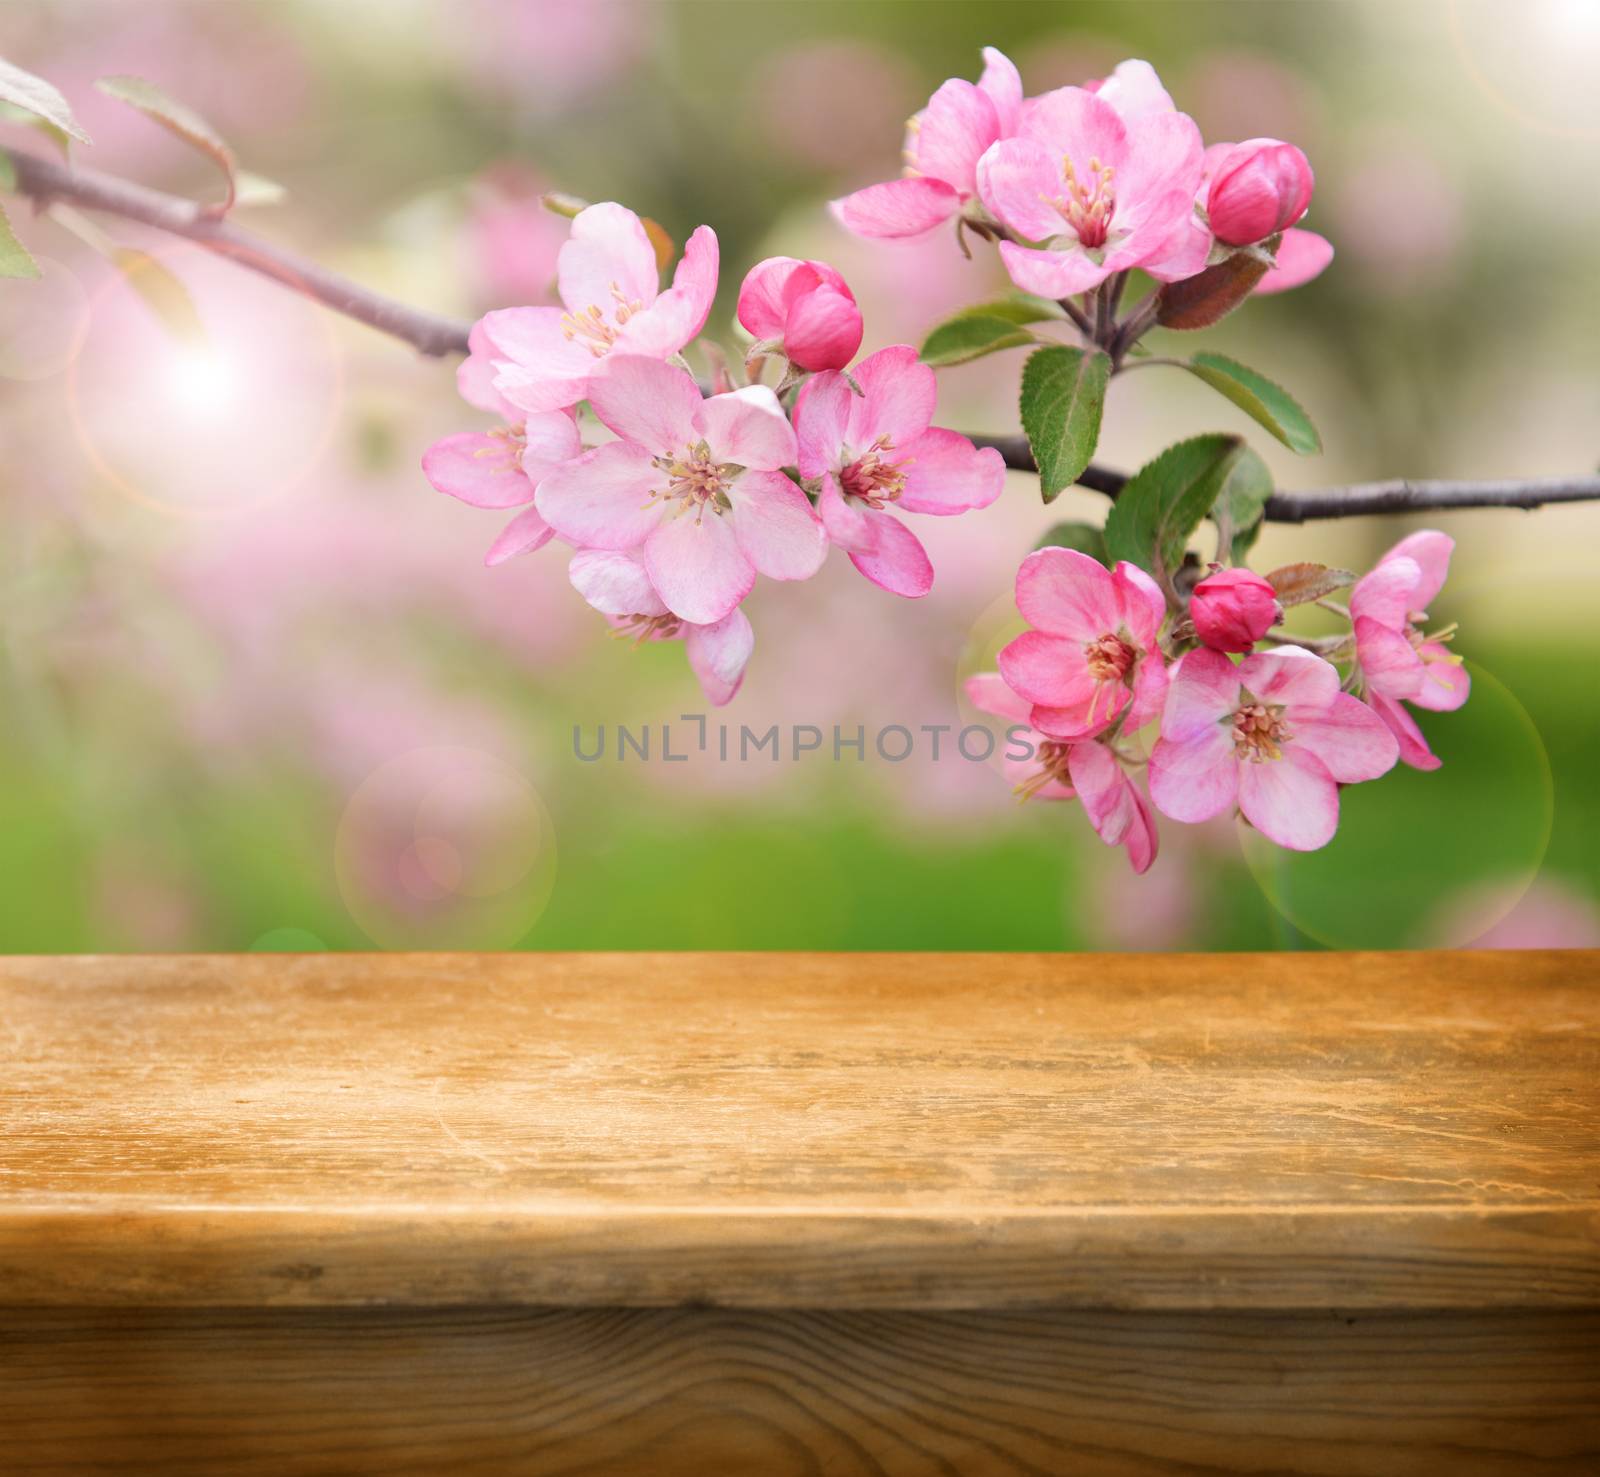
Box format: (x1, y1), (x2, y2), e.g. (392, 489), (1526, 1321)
(966, 672), (1158, 873)
(1150, 646), (1399, 851)
(737, 257), (864, 372)
(422, 407), (582, 566)
(569, 549), (753, 706)
(792, 345), (1004, 598)
(1350, 531), (1469, 771)
(996, 547), (1170, 740)
(475, 203), (717, 415)
(833, 47), (1023, 239)
(976, 71), (1206, 296)
(1206, 138), (1314, 246)
(1190, 568), (1281, 653)
(535, 356), (824, 625)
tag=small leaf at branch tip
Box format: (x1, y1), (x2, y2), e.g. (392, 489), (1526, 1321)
(1019, 344), (1111, 503)
(95, 74), (236, 213)
(1034, 520), (1109, 565)
(0, 57), (92, 145)
(0, 199), (41, 278)
(1156, 247), (1271, 331)
(233, 171), (287, 208)
(540, 191), (589, 220)
(1265, 562), (1355, 606)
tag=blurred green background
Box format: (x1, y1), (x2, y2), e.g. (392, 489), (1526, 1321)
(1, 0), (1595, 953)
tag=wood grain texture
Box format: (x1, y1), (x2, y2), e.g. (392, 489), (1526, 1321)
(2, 950), (1598, 1309)
(3, 1306), (1597, 1475)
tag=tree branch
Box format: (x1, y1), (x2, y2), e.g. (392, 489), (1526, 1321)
(4, 147), (472, 358)
(9, 146), (1598, 523)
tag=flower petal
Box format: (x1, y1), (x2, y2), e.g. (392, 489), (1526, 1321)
(998, 629), (1093, 708)
(1412, 649), (1471, 712)
(978, 47), (1023, 136)
(831, 177), (961, 239)
(847, 507), (933, 597)
(965, 671), (1032, 725)
(557, 202), (660, 321)
(1123, 653), (1170, 734)
(588, 355), (702, 455)
(520, 410), (583, 482)
(696, 385), (797, 471)
(422, 432), (533, 509)
(619, 224), (719, 357)
(684, 606), (754, 707)
(1350, 556), (1419, 629)
(1020, 86), (1129, 171)
(976, 137), (1068, 243)
(1370, 690), (1441, 772)
(914, 79), (1000, 195)
(569, 549), (668, 617)
(1253, 228), (1333, 296)
(643, 510), (754, 625)
(793, 371), (853, 478)
(1293, 691), (1399, 783)
(729, 470), (827, 581)
(1354, 616), (1424, 700)
(459, 321), (521, 419)
(1237, 747), (1340, 851)
(534, 441), (662, 549)
(846, 345), (937, 451)
(483, 504), (556, 566)
(1015, 546), (1122, 639)
(1067, 740), (1135, 845)
(1094, 60), (1177, 123)
(1114, 560), (1168, 647)
(895, 428), (1005, 515)
(1160, 647), (1240, 742)
(1238, 645), (1341, 710)
(997, 239), (1114, 298)
(1381, 530), (1454, 610)
(1149, 724), (1237, 822)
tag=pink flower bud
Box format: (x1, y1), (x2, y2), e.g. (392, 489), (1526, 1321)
(1206, 139), (1314, 247)
(1190, 569), (1281, 653)
(737, 256), (863, 372)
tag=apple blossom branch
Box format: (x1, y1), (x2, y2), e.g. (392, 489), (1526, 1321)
(9, 145), (1599, 524)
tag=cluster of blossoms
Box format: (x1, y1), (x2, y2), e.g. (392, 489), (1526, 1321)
(967, 530), (1467, 872)
(425, 201), (1003, 704)
(425, 49), (1470, 867)
(835, 49), (1331, 299)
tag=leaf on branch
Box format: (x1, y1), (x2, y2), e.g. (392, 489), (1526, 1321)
(0, 200), (40, 278)
(47, 202), (204, 342)
(233, 171), (287, 208)
(1034, 520), (1108, 565)
(1019, 344), (1111, 503)
(921, 313), (1041, 367)
(0, 57), (92, 146)
(1155, 243), (1274, 330)
(1182, 352), (1321, 454)
(1265, 562), (1355, 606)
(1104, 433), (1243, 580)
(95, 75), (236, 215)
(1215, 444), (1273, 564)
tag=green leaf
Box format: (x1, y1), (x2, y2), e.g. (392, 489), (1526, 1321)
(1184, 353), (1321, 454)
(920, 313), (1040, 367)
(47, 203), (204, 342)
(0, 57), (91, 144)
(1019, 345), (1111, 503)
(1034, 521), (1108, 565)
(95, 75), (236, 213)
(1104, 434), (1243, 578)
(0, 200), (40, 279)
(1214, 444), (1273, 564)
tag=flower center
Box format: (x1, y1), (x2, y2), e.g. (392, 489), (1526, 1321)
(840, 435), (911, 508)
(1045, 154), (1116, 249)
(560, 281), (645, 359)
(1085, 633), (1135, 682)
(1014, 739), (1074, 801)
(471, 424), (527, 479)
(651, 440), (739, 522)
(1232, 702), (1292, 762)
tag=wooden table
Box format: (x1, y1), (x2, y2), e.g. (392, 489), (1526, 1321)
(2, 951), (1597, 1474)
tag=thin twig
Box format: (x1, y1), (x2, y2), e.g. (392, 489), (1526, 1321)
(9, 146), (1600, 523)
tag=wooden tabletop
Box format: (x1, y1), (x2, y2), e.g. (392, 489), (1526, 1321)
(2, 951), (1596, 1311)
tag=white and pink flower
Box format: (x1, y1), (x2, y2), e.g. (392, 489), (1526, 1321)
(966, 671), (1158, 873)
(997, 547), (1170, 740)
(569, 549), (753, 706)
(1150, 646), (1399, 851)
(976, 72), (1206, 297)
(833, 47), (1023, 239)
(535, 355), (825, 625)
(475, 202), (718, 415)
(1350, 530), (1469, 771)
(793, 345), (1005, 598)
